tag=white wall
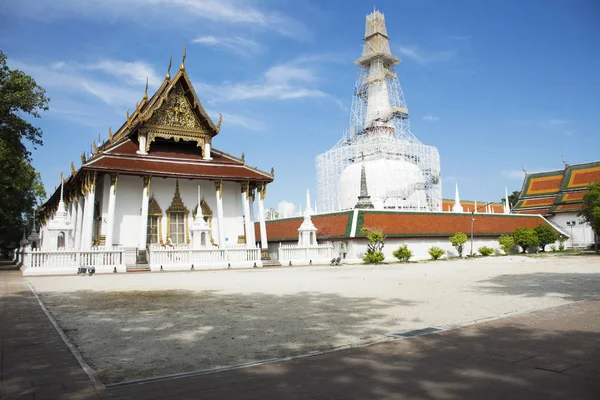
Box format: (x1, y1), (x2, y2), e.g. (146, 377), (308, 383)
(113, 174), (143, 247)
(222, 181), (244, 246)
(99, 174), (110, 237)
(550, 212), (595, 248)
(343, 236), (506, 263)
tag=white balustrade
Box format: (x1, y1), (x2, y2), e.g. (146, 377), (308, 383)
(148, 247), (261, 270)
(278, 242), (335, 265)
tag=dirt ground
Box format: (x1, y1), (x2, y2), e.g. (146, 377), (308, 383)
(28, 254), (600, 384)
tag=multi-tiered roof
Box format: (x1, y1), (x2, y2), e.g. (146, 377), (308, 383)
(512, 160), (600, 215)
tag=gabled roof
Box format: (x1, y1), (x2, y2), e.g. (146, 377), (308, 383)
(513, 160), (600, 215)
(441, 199), (504, 214)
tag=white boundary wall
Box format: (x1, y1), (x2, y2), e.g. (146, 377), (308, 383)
(148, 247), (262, 271)
(20, 248), (128, 276)
(278, 242), (334, 266)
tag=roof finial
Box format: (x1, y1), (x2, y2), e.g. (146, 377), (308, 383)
(180, 44), (186, 71)
(521, 164), (527, 175)
(59, 172), (64, 203)
(143, 76), (148, 101)
(561, 155), (569, 167)
(108, 126), (113, 142)
(166, 54), (172, 80)
(216, 113), (223, 133)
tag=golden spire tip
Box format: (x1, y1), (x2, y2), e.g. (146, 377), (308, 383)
(180, 44), (186, 71)
(143, 76), (148, 100)
(166, 54), (172, 80)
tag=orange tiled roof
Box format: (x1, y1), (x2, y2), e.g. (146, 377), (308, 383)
(441, 199), (504, 214)
(258, 211), (556, 241)
(513, 160), (600, 215)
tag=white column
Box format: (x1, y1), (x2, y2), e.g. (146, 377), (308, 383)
(81, 179), (96, 249)
(248, 187), (256, 247)
(75, 196), (84, 249)
(105, 173), (118, 248)
(258, 183), (268, 250)
(215, 180), (225, 247)
(241, 182), (252, 247)
(139, 176), (151, 249)
(203, 143), (212, 160)
(69, 201), (76, 248)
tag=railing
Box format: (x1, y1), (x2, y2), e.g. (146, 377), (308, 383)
(22, 248), (125, 269)
(278, 242), (334, 264)
(149, 247), (261, 268)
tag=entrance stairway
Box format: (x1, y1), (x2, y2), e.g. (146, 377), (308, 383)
(262, 259), (281, 268)
(126, 264), (151, 272)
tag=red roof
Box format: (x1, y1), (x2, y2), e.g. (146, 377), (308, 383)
(256, 211), (557, 241)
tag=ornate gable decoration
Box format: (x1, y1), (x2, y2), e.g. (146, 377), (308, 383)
(166, 181), (189, 215)
(148, 195), (163, 216)
(142, 81), (211, 152)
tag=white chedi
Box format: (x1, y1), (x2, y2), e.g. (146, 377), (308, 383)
(338, 158), (428, 210)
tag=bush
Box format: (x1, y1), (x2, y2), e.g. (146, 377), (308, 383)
(362, 227), (385, 264)
(392, 244), (413, 262)
(449, 232), (468, 257)
(428, 246), (445, 260)
(478, 246), (494, 256)
(513, 227), (539, 253)
(558, 236), (566, 251)
(363, 251), (385, 264)
(534, 224), (559, 252)
(498, 235), (514, 255)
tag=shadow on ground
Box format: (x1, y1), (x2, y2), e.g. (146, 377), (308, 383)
(478, 273), (600, 302)
(102, 301), (600, 400)
(37, 289), (417, 384)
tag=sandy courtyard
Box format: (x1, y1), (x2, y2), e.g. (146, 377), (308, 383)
(28, 255), (600, 384)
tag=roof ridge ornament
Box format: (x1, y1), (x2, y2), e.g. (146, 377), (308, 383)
(180, 45), (186, 71)
(143, 76), (149, 101)
(108, 126), (113, 142)
(166, 54), (172, 80)
(216, 113), (223, 133)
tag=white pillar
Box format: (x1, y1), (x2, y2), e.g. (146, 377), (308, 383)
(137, 135), (148, 155)
(215, 180), (225, 247)
(69, 201), (76, 248)
(258, 183), (268, 250)
(81, 180), (96, 249)
(75, 196), (84, 249)
(248, 187), (256, 247)
(139, 176), (151, 249)
(241, 182), (252, 247)
(105, 174), (118, 248)
(204, 143), (212, 160)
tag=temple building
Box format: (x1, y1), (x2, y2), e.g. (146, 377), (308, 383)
(512, 160), (600, 248)
(29, 51), (274, 274)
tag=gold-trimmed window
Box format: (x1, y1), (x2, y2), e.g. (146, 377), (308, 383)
(147, 195), (163, 245)
(166, 181), (189, 245)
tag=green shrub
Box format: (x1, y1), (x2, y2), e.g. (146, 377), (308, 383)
(478, 246), (494, 256)
(513, 227), (539, 253)
(558, 236), (566, 251)
(363, 251), (385, 264)
(449, 232), (468, 257)
(498, 235), (514, 255)
(392, 244), (413, 262)
(534, 224), (559, 252)
(428, 246), (445, 260)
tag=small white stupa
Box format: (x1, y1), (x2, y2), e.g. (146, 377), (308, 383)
(298, 189), (318, 247)
(45, 174), (73, 250)
(452, 183), (464, 213)
(190, 185), (211, 248)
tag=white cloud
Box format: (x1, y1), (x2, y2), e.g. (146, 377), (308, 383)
(192, 36), (263, 56)
(3, 0), (306, 38)
(396, 45), (456, 64)
(423, 115), (440, 121)
(277, 201), (297, 218)
(198, 55), (342, 107)
(501, 170), (526, 180)
(81, 60), (162, 88)
(207, 110), (265, 131)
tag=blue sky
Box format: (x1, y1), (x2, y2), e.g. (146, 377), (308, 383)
(2, 0), (599, 212)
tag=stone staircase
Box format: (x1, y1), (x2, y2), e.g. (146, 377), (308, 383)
(261, 259), (281, 268)
(126, 264), (151, 272)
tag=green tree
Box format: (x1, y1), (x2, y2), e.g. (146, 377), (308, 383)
(449, 232), (468, 257)
(513, 227), (539, 254)
(362, 227), (385, 264)
(578, 181), (600, 254)
(0, 50), (49, 251)
(498, 234), (515, 255)
(534, 224), (559, 252)
(392, 244), (412, 262)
